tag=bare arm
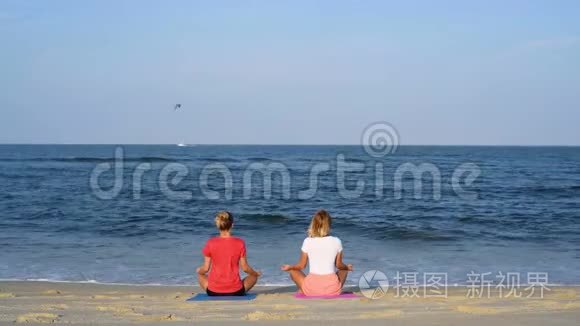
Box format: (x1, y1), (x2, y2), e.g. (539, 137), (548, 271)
(335, 252), (353, 271)
(281, 251), (308, 271)
(240, 256), (261, 277)
(196, 256), (211, 275)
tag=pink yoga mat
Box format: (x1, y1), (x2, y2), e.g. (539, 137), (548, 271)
(294, 292), (359, 299)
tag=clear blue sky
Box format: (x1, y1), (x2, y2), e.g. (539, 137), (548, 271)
(1, 0), (579, 145)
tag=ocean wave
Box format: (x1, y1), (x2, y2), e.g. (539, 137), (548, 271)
(0, 157), (177, 163)
(0, 173), (44, 180)
(332, 219), (459, 242)
(458, 216), (498, 225)
(206, 214), (464, 242)
(197, 157), (241, 163)
(373, 226), (458, 241)
(1, 278), (576, 287)
(238, 213), (293, 224)
(0, 278), (297, 287)
(0, 156), (250, 164)
(244, 157), (276, 161)
(529, 185), (580, 193)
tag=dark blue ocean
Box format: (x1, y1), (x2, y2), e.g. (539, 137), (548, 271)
(1, 145), (579, 285)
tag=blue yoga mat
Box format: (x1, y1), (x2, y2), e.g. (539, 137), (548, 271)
(187, 293), (257, 301)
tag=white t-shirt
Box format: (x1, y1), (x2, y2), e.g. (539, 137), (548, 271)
(301, 236), (343, 275)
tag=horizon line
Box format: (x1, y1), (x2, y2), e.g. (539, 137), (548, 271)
(1, 143), (580, 147)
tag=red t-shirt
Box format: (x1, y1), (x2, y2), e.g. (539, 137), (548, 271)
(202, 236), (246, 293)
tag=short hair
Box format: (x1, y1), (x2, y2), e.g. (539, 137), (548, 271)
(308, 210), (332, 237)
(215, 211), (234, 231)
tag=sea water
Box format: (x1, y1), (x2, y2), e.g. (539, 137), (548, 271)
(0, 145), (579, 285)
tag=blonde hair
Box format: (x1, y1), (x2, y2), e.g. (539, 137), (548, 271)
(215, 211), (234, 231)
(308, 210), (332, 237)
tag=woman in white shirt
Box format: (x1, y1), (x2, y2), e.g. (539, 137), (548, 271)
(281, 210), (353, 296)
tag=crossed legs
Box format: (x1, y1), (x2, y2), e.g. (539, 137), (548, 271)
(199, 270), (348, 294)
(287, 270), (307, 293)
(285, 270), (349, 293)
(197, 273), (258, 292)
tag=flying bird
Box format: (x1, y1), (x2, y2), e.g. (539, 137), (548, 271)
(174, 104), (182, 111)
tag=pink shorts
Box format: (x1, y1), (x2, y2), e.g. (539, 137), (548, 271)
(301, 273), (341, 296)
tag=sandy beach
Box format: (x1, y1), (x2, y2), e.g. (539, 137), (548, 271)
(0, 281), (578, 325)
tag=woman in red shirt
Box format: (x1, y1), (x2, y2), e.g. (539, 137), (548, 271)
(196, 211), (261, 296)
